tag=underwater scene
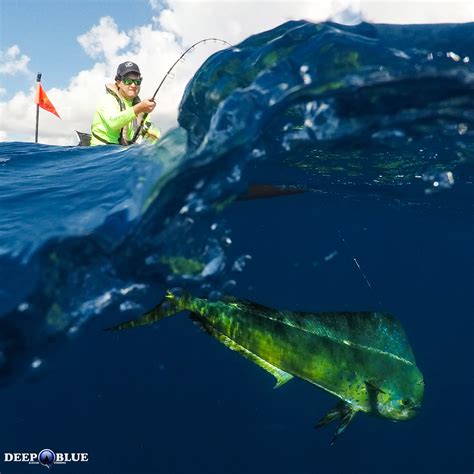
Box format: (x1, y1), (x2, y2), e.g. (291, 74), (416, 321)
(0, 20), (473, 473)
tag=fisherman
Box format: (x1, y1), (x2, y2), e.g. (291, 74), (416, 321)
(90, 61), (160, 146)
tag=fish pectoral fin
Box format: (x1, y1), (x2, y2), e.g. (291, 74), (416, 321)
(364, 380), (387, 413)
(105, 291), (181, 332)
(314, 402), (357, 446)
(193, 318), (293, 388)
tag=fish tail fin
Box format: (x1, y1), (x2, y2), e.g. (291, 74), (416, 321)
(314, 402), (357, 446)
(105, 290), (187, 332)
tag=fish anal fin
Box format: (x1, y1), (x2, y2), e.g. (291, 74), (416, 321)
(192, 316), (293, 388)
(272, 370), (294, 389)
(315, 402), (357, 446)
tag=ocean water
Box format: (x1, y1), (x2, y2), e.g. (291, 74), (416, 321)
(0, 20), (473, 474)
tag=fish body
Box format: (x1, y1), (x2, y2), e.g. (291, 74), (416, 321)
(109, 291), (424, 443)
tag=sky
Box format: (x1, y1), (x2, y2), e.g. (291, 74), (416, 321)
(0, 0), (473, 145)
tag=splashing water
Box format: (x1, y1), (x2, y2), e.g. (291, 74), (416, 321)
(0, 20), (473, 388)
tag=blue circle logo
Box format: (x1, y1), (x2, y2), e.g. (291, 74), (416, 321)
(39, 449), (56, 469)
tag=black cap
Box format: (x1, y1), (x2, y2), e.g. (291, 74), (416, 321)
(115, 61), (141, 80)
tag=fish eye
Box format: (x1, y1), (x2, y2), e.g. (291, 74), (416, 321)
(400, 399), (411, 406)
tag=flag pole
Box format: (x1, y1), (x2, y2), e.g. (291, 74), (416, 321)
(35, 73), (42, 143)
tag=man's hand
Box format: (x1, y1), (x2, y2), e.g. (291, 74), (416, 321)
(134, 99), (156, 115)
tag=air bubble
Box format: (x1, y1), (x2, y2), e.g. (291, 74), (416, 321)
(222, 280), (237, 291)
(446, 51), (461, 62)
(201, 255), (225, 277)
(120, 301), (142, 312)
(209, 290), (223, 301)
(31, 358), (42, 369)
(423, 170), (455, 194)
(232, 255), (252, 272)
(18, 302), (29, 312)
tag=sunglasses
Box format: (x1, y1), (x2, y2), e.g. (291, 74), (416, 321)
(122, 78), (142, 86)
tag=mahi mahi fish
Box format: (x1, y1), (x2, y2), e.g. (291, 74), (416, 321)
(108, 290), (424, 444)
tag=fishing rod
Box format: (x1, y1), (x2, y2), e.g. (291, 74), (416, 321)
(131, 37), (232, 144)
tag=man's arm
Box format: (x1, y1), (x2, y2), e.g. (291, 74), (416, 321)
(97, 95), (136, 131)
(136, 99), (160, 142)
(98, 96), (156, 132)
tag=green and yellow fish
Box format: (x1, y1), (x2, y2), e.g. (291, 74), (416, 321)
(108, 290), (424, 444)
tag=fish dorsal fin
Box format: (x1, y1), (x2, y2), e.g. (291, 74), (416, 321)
(231, 299), (416, 365)
(294, 310), (417, 364)
(232, 299), (276, 316)
(191, 313), (294, 388)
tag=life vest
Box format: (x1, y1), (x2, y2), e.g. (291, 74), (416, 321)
(92, 84), (141, 146)
(91, 84), (149, 146)
(84, 84), (159, 147)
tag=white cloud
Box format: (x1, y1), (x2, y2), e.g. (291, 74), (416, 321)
(0, 0), (473, 145)
(0, 44), (31, 75)
(156, 2), (332, 45)
(360, 0), (474, 24)
(77, 16), (131, 60)
(149, 0), (166, 10)
(0, 88), (6, 96)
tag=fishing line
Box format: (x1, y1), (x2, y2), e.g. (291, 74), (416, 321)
(337, 229), (385, 308)
(337, 230), (372, 289)
(131, 37), (232, 144)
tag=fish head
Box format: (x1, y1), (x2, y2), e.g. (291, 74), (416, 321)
(372, 370), (425, 421)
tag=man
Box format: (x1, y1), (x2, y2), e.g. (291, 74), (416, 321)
(90, 61), (160, 146)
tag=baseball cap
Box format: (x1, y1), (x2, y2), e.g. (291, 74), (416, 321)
(115, 61), (141, 80)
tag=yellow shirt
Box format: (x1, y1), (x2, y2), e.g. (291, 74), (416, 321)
(90, 84), (160, 146)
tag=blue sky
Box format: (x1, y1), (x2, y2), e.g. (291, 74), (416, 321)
(1, 0), (164, 96)
(1, 0), (473, 144)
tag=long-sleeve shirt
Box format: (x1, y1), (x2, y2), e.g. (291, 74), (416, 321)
(90, 84), (160, 146)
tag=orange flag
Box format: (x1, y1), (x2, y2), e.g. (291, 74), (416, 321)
(34, 83), (60, 119)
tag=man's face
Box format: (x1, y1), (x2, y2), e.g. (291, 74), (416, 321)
(117, 73), (141, 100)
